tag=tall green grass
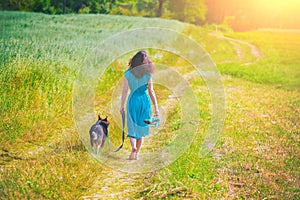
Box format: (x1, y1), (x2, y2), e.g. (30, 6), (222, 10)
(220, 31), (300, 87)
(182, 24), (300, 87)
(0, 56), (77, 140)
(0, 11), (185, 145)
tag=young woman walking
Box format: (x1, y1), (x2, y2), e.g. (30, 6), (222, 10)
(120, 50), (159, 160)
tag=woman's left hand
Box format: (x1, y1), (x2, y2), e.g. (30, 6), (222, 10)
(120, 106), (124, 114)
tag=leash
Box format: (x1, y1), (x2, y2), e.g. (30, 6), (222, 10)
(106, 111), (160, 152)
(106, 110), (125, 152)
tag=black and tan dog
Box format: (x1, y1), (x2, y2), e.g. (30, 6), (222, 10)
(89, 115), (109, 155)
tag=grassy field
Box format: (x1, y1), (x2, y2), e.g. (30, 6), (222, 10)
(0, 11), (299, 199)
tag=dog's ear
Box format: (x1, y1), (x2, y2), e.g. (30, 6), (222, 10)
(103, 116), (109, 124)
(98, 115), (102, 120)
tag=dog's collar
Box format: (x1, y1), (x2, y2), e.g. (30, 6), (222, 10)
(99, 121), (108, 136)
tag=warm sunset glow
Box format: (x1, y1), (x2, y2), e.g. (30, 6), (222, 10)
(256, 0), (300, 27)
(216, 0), (300, 30)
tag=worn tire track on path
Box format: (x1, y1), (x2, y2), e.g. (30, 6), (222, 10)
(210, 32), (263, 64)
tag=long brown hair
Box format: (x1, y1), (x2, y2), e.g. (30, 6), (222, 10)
(129, 50), (154, 78)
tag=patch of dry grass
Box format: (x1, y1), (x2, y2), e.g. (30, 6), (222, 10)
(213, 76), (299, 199)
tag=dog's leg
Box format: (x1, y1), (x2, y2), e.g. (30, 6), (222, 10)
(98, 126), (104, 149)
(96, 145), (100, 155)
(101, 134), (106, 148)
(91, 131), (98, 154)
(97, 138), (102, 154)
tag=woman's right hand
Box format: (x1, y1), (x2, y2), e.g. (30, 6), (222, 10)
(154, 108), (159, 116)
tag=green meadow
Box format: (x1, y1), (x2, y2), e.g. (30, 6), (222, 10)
(0, 11), (299, 199)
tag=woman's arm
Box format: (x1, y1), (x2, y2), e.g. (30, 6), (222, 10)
(148, 79), (159, 116)
(120, 77), (129, 114)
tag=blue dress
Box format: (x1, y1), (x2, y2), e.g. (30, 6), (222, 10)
(125, 69), (152, 139)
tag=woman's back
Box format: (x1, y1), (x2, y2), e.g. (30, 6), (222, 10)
(125, 69), (151, 94)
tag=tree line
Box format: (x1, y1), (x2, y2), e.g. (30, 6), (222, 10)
(0, 0), (207, 25)
(1, 0), (299, 31)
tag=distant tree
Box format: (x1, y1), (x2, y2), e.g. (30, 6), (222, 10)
(99, 0), (110, 13)
(156, 0), (164, 17)
(135, 0), (167, 17)
(109, 0), (116, 10)
(0, 0), (29, 11)
(31, 0), (52, 13)
(110, 0), (137, 15)
(136, 0), (157, 16)
(206, 0), (227, 23)
(169, 0), (206, 24)
(184, 0), (207, 24)
(92, 0), (118, 14)
(89, 0), (99, 13)
(70, 0), (89, 13)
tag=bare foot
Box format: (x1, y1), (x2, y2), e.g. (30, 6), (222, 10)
(129, 148), (137, 160)
(135, 152), (139, 160)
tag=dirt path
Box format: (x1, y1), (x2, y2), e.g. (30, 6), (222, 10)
(222, 35), (263, 59)
(82, 169), (142, 199)
(210, 32), (263, 64)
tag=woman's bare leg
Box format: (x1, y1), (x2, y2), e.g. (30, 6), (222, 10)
(136, 137), (144, 160)
(129, 137), (137, 160)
